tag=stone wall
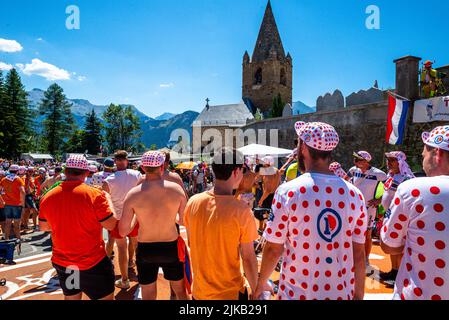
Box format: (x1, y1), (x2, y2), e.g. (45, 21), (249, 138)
(241, 101), (447, 172)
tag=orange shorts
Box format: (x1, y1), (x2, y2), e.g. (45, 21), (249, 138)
(109, 223), (139, 239)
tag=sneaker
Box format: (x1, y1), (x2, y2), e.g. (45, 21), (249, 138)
(380, 269), (398, 281)
(115, 278), (130, 290)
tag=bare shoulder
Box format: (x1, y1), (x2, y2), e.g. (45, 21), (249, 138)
(164, 179), (185, 196)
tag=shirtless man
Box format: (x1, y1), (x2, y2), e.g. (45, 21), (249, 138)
(119, 151), (188, 300)
(40, 167), (63, 193)
(235, 163), (256, 208)
(162, 151), (189, 199)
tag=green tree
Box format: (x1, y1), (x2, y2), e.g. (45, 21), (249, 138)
(83, 109), (103, 154)
(39, 83), (75, 156)
(103, 104), (142, 152)
(270, 93), (284, 118)
(149, 144), (157, 150)
(0, 69), (33, 158)
(65, 129), (86, 153)
(0, 71), (5, 147)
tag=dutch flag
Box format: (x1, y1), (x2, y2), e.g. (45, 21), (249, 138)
(386, 94), (410, 145)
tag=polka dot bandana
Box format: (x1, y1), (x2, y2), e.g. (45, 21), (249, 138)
(295, 122), (339, 151)
(422, 125), (449, 152)
(65, 155), (89, 170)
(142, 151), (166, 168)
(353, 151), (372, 162)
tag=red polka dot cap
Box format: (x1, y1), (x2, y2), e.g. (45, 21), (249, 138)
(353, 151), (372, 162)
(142, 151), (166, 168)
(295, 121), (340, 151)
(329, 162), (342, 171)
(422, 125), (449, 151)
(66, 155), (89, 170)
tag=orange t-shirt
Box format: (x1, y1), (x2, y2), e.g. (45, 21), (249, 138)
(39, 181), (115, 270)
(0, 177), (25, 206)
(184, 191), (258, 300)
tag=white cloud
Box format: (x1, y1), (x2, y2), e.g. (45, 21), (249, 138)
(77, 75), (87, 81)
(17, 58), (71, 81)
(159, 83), (174, 88)
(0, 38), (23, 53)
(36, 38), (44, 41)
(0, 61), (13, 71)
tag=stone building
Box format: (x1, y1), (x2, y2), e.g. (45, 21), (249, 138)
(192, 100), (254, 153)
(242, 0), (292, 114)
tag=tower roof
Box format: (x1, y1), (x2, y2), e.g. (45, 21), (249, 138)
(252, 0), (286, 62)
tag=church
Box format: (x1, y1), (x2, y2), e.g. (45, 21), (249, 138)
(192, 0), (292, 152)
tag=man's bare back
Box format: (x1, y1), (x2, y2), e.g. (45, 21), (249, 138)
(122, 178), (186, 243)
(164, 171), (188, 199)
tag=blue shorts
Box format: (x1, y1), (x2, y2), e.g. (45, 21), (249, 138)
(4, 205), (23, 220)
(25, 195), (37, 210)
(0, 208), (5, 222)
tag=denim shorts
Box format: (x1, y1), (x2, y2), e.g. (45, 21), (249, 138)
(4, 205), (23, 220)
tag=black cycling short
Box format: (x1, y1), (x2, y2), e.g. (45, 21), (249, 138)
(136, 240), (184, 285)
(52, 256), (115, 300)
(25, 195), (37, 210)
(261, 193), (275, 209)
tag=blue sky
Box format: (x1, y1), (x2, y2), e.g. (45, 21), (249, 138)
(1, 0), (449, 118)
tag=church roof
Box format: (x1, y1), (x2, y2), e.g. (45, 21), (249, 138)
(193, 101), (255, 127)
(252, 0), (286, 62)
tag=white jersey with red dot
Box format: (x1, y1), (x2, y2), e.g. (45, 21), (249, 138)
(264, 173), (368, 300)
(381, 176), (449, 300)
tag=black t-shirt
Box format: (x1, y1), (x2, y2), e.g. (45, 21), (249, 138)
(255, 164), (263, 174)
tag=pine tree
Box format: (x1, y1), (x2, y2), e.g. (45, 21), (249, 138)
(65, 129), (86, 153)
(0, 71), (5, 153)
(270, 93), (284, 118)
(0, 69), (32, 158)
(103, 104), (142, 153)
(83, 109), (103, 154)
(39, 83), (75, 156)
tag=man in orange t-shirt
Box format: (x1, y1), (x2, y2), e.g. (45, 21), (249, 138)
(0, 165), (25, 240)
(39, 155), (118, 300)
(184, 147), (259, 300)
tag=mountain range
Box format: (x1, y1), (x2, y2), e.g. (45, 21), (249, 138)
(27, 89), (198, 149)
(27, 88), (315, 149)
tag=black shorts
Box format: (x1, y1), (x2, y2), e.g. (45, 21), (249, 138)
(136, 240), (184, 285)
(261, 193), (275, 209)
(25, 195), (37, 210)
(52, 256), (115, 300)
(0, 208), (5, 223)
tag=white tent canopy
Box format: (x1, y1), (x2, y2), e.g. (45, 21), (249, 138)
(238, 144), (293, 157)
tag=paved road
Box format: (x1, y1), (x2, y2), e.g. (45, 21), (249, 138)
(1, 229), (394, 300)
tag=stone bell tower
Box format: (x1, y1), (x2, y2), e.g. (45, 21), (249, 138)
(242, 0), (292, 114)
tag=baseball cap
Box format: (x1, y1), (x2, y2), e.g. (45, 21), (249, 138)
(295, 122), (340, 152)
(353, 151), (372, 162)
(422, 125), (449, 152)
(103, 158), (115, 169)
